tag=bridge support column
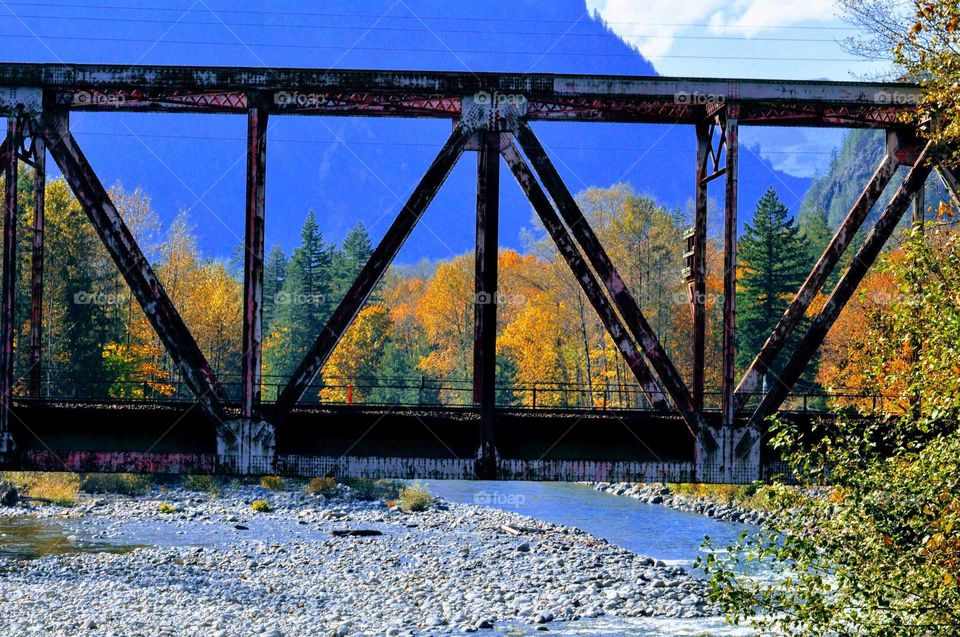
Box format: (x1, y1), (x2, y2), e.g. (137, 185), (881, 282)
(695, 424), (760, 483)
(28, 127), (44, 399)
(691, 122), (709, 412)
(474, 130), (499, 479)
(217, 418), (276, 475)
(241, 99), (267, 419)
(720, 108), (738, 428)
(0, 119), (18, 453)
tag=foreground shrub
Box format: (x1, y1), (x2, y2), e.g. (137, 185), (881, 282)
(157, 502), (176, 514)
(251, 499), (271, 512)
(259, 475), (285, 491)
(342, 478), (403, 501)
(80, 473), (152, 496)
(3, 472), (80, 506)
(305, 476), (338, 497)
(400, 483), (433, 512)
(182, 474), (223, 495)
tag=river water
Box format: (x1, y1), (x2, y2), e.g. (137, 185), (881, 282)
(0, 482), (759, 636)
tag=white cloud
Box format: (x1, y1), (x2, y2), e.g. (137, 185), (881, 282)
(586, 0), (838, 63)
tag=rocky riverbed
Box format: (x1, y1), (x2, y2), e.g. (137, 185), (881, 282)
(0, 484), (718, 636)
(592, 482), (772, 526)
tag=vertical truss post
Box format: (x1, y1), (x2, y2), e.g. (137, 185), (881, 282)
(515, 121), (704, 437)
(692, 122), (709, 411)
(734, 154), (899, 405)
(501, 142), (669, 411)
(474, 130), (500, 477)
(720, 108), (738, 427)
(0, 119), (18, 451)
(275, 125), (469, 417)
(749, 144), (933, 427)
(241, 100), (267, 419)
(28, 131), (44, 399)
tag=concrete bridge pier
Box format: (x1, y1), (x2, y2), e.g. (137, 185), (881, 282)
(217, 419), (276, 475)
(695, 425), (761, 484)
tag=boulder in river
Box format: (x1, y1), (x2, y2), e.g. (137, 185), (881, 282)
(0, 480), (18, 506)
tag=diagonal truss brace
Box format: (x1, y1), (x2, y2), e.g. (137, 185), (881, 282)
(36, 113), (231, 429)
(748, 143), (934, 428)
(514, 121), (705, 436)
(275, 124), (471, 417)
(501, 141), (671, 412)
(734, 153), (900, 407)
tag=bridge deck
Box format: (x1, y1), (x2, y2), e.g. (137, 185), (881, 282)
(3, 400), (823, 483)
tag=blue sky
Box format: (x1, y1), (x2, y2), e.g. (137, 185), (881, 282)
(0, 1), (894, 262)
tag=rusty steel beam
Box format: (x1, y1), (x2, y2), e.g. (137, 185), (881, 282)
(0, 119), (18, 447)
(749, 144), (934, 427)
(37, 113), (231, 428)
(936, 165), (960, 208)
(28, 130), (44, 398)
(474, 131), (500, 477)
(692, 122), (709, 411)
(515, 122), (702, 435)
(275, 125), (471, 417)
(501, 142), (670, 411)
(735, 153), (899, 407)
(241, 101), (267, 419)
(0, 64), (922, 127)
(720, 110), (739, 427)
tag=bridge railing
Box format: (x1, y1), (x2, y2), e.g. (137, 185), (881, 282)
(15, 375), (897, 415)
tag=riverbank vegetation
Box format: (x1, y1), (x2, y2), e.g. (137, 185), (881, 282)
(699, 5), (960, 634)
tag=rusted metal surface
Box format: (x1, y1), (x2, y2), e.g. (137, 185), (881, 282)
(28, 129), (44, 399)
(278, 455), (477, 480)
(474, 131), (500, 477)
(37, 112), (231, 430)
(241, 100), (267, 419)
(14, 451), (216, 474)
(515, 122), (703, 437)
(498, 459), (696, 482)
(735, 154), (899, 405)
(275, 124), (470, 417)
(0, 64), (922, 127)
(501, 142), (669, 410)
(0, 119), (18, 450)
(749, 144), (934, 427)
(936, 165), (960, 206)
(720, 109), (739, 427)
(692, 122), (709, 411)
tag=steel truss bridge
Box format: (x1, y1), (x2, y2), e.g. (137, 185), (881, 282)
(0, 64), (949, 483)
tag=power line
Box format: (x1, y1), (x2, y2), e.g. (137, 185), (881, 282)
(0, 1), (863, 30)
(0, 32), (881, 62)
(0, 12), (845, 44)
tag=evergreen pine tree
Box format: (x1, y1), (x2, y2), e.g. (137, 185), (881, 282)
(737, 187), (811, 373)
(263, 244), (288, 332)
(331, 223), (373, 301)
(269, 211), (332, 378)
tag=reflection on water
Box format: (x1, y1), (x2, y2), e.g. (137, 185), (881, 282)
(0, 516), (142, 560)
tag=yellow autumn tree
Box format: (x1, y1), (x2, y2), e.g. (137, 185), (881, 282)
(320, 304), (393, 402)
